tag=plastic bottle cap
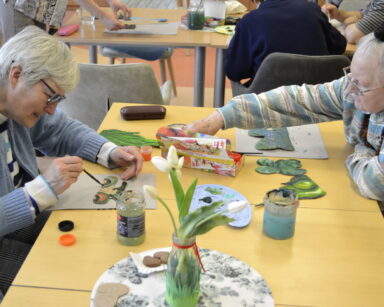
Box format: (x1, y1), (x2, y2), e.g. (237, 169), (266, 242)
(59, 234), (76, 246)
(58, 220), (74, 232)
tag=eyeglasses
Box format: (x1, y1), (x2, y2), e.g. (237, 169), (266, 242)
(343, 66), (384, 96)
(40, 79), (66, 105)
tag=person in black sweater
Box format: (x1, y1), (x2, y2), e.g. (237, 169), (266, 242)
(225, 0), (346, 87)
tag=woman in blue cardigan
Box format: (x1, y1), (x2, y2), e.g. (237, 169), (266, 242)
(0, 26), (143, 299)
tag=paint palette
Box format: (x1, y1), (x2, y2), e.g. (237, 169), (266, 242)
(214, 25), (235, 35)
(189, 184), (252, 228)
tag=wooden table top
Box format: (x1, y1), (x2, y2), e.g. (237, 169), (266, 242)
(209, 30), (357, 56)
(60, 8), (212, 48)
(2, 104), (383, 307)
(90, 104), (378, 212)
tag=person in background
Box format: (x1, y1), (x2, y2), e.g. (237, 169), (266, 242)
(0, 0), (131, 42)
(225, 0), (346, 87)
(322, 0), (384, 43)
(0, 26), (143, 299)
(186, 25), (384, 202)
(316, 0), (342, 8)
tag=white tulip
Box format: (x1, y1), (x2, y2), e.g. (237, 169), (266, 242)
(227, 201), (248, 213)
(151, 156), (172, 173)
(178, 156), (184, 169)
(168, 168), (182, 182)
(143, 185), (158, 199)
(167, 145), (179, 168)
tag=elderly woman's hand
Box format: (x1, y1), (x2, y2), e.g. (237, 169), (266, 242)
(99, 10), (125, 30)
(321, 3), (342, 22)
(184, 111), (225, 136)
(109, 146), (143, 180)
(108, 0), (132, 20)
(321, 3), (340, 20)
(42, 156), (83, 195)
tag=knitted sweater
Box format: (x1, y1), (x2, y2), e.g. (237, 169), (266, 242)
(2, 0), (67, 27)
(0, 110), (107, 237)
(218, 76), (384, 201)
(225, 0), (347, 84)
(357, 0), (384, 34)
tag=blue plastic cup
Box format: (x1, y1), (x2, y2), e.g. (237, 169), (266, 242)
(263, 189), (299, 240)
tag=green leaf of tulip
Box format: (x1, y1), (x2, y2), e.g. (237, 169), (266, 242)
(178, 201), (225, 238)
(190, 215), (234, 237)
(179, 178), (198, 221)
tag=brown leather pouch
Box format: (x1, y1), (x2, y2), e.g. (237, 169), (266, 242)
(120, 105), (167, 120)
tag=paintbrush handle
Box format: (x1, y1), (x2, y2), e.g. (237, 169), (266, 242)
(83, 169), (103, 186)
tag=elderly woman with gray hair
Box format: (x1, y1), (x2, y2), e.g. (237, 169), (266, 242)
(186, 26), (384, 202)
(0, 26), (143, 299)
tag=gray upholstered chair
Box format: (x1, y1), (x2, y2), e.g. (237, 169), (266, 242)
(99, 0), (179, 96)
(231, 52), (351, 97)
(59, 63), (172, 130)
(99, 46), (177, 96)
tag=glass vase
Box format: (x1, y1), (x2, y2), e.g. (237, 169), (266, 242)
(165, 234), (201, 307)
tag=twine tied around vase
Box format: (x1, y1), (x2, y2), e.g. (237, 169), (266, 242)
(172, 241), (206, 272)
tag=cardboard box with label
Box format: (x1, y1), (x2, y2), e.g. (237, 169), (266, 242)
(156, 125), (244, 177)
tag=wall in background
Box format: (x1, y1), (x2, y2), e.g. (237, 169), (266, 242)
(340, 0), (370, 11)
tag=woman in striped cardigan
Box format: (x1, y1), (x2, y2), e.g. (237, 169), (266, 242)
(186, 27), (384, 201)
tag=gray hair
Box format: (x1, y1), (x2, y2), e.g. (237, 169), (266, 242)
(355, 33), (384, 81)
(0, 26), (79, 93)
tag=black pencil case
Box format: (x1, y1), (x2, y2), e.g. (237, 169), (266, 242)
(120, 105), (167, 120)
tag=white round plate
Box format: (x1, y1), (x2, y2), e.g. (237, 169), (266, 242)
(190, 184), (252, 228)
(90, 248), (274, 307)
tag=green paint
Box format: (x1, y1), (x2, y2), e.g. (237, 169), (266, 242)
(248, 128), (294, 151)
(255, 158), (306, 176)
(281, 175), (326, 199)
(100, 129), (159, 147)
(204, 187), (222, 195)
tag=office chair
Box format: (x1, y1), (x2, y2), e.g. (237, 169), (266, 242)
(99, 0), (179, 96)
(231, 52), (351, 97)
(60, 63), (172, 130)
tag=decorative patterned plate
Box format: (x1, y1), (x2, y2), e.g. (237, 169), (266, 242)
(190, 184), (252, 228)
(214, 25), (235, 35)
(90, 248), (274, 307)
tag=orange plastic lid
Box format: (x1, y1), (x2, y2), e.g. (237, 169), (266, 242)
(59, 234), (76, 246)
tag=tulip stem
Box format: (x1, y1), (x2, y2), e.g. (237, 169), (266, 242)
(157, 196), (178, 235)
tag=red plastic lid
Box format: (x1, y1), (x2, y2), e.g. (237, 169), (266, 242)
(59, 234), (76, 246)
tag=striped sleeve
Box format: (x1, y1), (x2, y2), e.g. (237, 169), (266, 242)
(219, 78), (346, 130)
(357, 0), (384, 34)
(345, 144), (384, 200)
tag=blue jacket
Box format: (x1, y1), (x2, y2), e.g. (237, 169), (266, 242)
(0, 110), (107, 237)
(225, 0), (347, 84)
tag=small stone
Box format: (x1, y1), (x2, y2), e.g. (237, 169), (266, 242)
(153, 251), (169, 264)
(142, 256), (162, 267)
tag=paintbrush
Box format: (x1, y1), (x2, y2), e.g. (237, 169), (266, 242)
(233, 151), (264, 155)
(83, 169), (103, 186)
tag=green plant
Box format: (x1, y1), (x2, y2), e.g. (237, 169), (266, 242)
(143, 145), (247, 306)
(143, 145), (247, 240)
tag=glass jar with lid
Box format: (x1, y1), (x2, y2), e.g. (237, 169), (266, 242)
(116, 190), (146, 245)
(188, 0), (205, 30)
